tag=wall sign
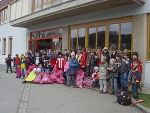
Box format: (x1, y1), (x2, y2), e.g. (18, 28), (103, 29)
(31, 27), (63, 40)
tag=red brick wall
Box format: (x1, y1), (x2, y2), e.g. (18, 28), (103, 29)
(0, 0), (14, 9)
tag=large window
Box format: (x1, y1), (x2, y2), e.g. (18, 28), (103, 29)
(109, 24), (119, 49)
(0, 7), (8, 24)
(89, 27), (96, 49)
(70, 17), (133, 51)
(78, 28), (85, 49)
(8, 37), (13, 55)
(121, 22), (132, 50)
(70, 29), (77, 49)
(98, 26), (106, 49)
(70, 28), (85, 50)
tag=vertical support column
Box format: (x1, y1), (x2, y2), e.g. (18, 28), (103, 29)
(85, 28), (88, 48)
(62, 26), (69, 50)
(133, 14), (147, 84)
(105, 25), (109, 48)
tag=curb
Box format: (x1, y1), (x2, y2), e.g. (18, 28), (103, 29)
(134, 104), (150, 113)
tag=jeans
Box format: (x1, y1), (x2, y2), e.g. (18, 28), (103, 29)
(44, 68), (49, 73)
(120, 73), (128, 87)
(132, 83), (139, 99)
(110, 77), (118, 94)
(99, 79), (107, 93)
(6, 65), (13, 73)
(21, 69), (26, 77)
(66, 74), (75, 86)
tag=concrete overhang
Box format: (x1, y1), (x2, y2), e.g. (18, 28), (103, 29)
(10, 0), (144, 27)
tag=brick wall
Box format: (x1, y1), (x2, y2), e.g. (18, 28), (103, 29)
(0, 0), (14, 9)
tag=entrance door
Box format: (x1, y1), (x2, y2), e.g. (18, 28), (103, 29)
(29, 38), (62, 52)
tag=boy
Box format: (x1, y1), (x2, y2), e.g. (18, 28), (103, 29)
(129, 60), (142, 100)
(107, 59), (118, 95)
(99, 56), (108, 94)
(5, 54), (13, 73)
(119, 53), (131, 91)
(91, 67), (99, 88)
(66, 52), (79, 87)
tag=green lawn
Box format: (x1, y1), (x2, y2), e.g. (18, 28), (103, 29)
(139, 93), (150, 108)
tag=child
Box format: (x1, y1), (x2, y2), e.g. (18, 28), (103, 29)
(56, 52), (65, 70)
(121, 52), (131, 91)
(80, 48), (87, 71)
(129, 60), (142, 100)
(99, 56), (108, 94)
(66, 52), (79, 87)
(107, 59), (118, 95)
(131, 52), (142, 73)
(22, 63), (43, 83)
(91, 67), (99, 88)
(5, 54), (13, 73)
(20, 54), (26, 79)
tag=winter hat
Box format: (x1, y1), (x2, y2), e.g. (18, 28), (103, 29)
(58, 52), (62, 56)
(94, 67), (99, 70)
(71, 52), (75, 56)
(103, 47), (108, 51)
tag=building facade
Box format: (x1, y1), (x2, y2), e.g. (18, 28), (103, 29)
(0, 0), (150, 87)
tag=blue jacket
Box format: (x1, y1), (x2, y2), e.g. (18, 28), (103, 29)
(67, 58), (79, 76)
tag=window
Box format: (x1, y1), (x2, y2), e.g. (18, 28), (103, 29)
(2, 38), (6, 55)
(98, 26), (106, 49)
(78, 28), (85, 49)
(8, 37), (12, 55)
(121, 22), (132, 50)
(0, 7), (8, 24)
(32, 0), (64, 12)
(70, 29), (77, 49)
(89, 27), (96, 49)
(70, 17), (133, 51)
(109, 24), (119, 49)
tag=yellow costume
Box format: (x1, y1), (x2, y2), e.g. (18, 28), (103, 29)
(25, 71), (36, 82)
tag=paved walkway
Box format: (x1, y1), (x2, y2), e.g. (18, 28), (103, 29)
(0, 65), (144, 113)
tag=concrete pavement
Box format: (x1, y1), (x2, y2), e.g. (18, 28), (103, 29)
(0, 65), (144, 113)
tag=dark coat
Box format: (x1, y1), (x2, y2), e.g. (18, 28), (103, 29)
(67, 58), (79, 76)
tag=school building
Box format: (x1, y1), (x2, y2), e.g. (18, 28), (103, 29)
(0, 0), (150, 87)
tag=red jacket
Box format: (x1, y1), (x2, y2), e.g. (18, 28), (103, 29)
(80, 52), (87, 68)
(92, 72), (99, 81)
(15, 57), (20, 65)
(49, 59), (56, 67)
(131, 59), (142, 73)
(56, 57), (65, 69)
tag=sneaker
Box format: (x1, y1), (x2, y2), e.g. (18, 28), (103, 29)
(22, 81), (27, 84)
(102, 92), (106, 94)
(21, 77), (24, 79)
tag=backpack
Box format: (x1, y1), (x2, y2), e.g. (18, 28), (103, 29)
(117, 90), (132, 106)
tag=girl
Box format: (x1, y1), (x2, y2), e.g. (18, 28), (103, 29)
(20, 54), (26, 79)
(91, 67), (99, 88)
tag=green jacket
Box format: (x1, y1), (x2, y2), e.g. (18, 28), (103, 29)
(108, 64), (118, 78)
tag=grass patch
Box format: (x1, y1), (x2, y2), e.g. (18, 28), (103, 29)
(139, 93), (150, 108)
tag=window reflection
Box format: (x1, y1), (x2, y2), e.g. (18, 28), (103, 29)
(70, 29), (77, 49)
(89, 27), (96, 49)
(121, 22), (132, 50)
(109, 24), (119, 49)
(98, 26), (105, 49)
(78, 28), (85, 49)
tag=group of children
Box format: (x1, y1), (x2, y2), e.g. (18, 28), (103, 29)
(5, 47), (142, 100)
